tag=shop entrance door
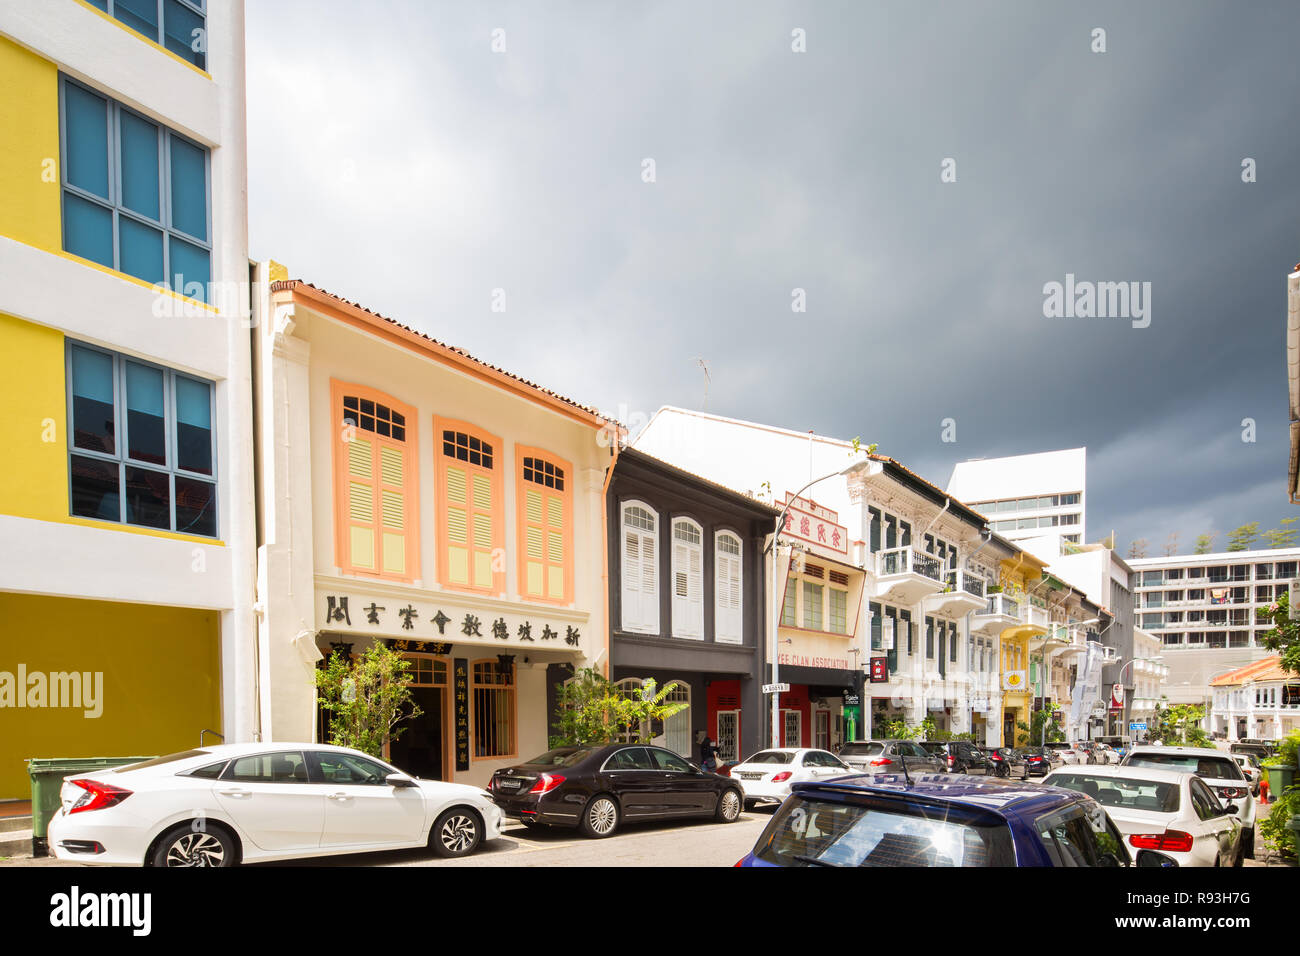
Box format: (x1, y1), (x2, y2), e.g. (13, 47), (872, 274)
(388, 656), (449, 780)
(1003, 711), (1016, 748)
(814, 710), (830, 751)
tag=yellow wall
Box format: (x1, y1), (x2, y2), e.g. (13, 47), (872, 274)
(0, 594), (222, 799)
(0, 312), (68, 522)
(0, 35), (61, 251)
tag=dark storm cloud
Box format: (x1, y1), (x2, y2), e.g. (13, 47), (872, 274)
(246, 0), (1300, 555)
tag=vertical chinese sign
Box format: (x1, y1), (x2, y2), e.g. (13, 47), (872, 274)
(454, 658), (470, 772)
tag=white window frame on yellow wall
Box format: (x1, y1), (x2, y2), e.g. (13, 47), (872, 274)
(671, 517), (704, 640)
(714, 530), (743, 644)
(620, 500), (660, 634)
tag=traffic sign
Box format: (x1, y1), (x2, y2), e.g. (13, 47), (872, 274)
(1129, 721), (1147, 732)
(762, 683), (790, 694)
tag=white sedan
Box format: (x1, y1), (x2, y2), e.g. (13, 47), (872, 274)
(46, 743), (503, 866)
(1231, 754), (1262, 794)
(728, 748), (855, 807)
(1043, 765), (1243, 867)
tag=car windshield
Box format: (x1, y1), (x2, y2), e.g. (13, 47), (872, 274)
(1126, 753), (1242, 781)
(1048, 773), (1181, 813)
(745, 751), (795, 765)
(839, 743), (884, 756)
(523, 748), (596, 768)
(754, 795), (1016, 867)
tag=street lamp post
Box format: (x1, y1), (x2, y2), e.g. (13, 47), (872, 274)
(766, 456), (872, 748)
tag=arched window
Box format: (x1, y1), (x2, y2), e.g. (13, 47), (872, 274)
(516, 446), (573, 604)
(714, 531), (743, 644)
(620, 501), (659, 633)
(331, 380), (419, 581)
(435, 417), (503, 594)
(672, 518), (704, 639)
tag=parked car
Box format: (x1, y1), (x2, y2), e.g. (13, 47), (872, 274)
(1043, 765), (1244, 867)
(980, 747), (1028, 779)
(1091, 742), (1122, 765)
(1074, 741), (1101, 765)
(919, 740), (994, 775)
(46, 744), (504, 867)
(1229, 740), (1276, 761)
(1045, 741), (1085, 765)
(487, 744), (743, 837)
(1017, 747), (1061, 776)
(1230, 754), (1262, 795)
(736, 773), (1133, 867)
(1120, 746), (1257, 859)
(837, 740), (946, 775)
(730, 748), (855, 807)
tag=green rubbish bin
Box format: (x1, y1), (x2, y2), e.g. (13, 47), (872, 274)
(27, 757), (154, 857)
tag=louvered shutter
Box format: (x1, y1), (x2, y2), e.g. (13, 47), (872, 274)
(640, 525), (659, 632)
(621, 524), (643, 630)
(445, 464), (470, 585)
(378, 444), (407, 575)
(524, 488), (545, 597)
(715, 535), (742, 643)
(472, 472), (493, 587)
(346, 435), (376, 570)
(546, 496), (565, 600)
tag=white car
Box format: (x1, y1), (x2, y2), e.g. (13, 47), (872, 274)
(46, 743), (503, 867)
(1120, 745), (1257, 860)
(1091, 743), (1122, 765)
(728, 748), (854, 807)
(1231, 754), (1262, 794)
(1043, 765), (1243, 867)
(1045, 742), (1084, 765)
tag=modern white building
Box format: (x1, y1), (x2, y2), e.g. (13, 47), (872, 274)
(948, 448), (1087, 547)
(0, 1), (255, 801)
(1126, 549), (1294, 717)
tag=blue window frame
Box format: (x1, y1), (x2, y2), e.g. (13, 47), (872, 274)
(59, 76), (211, 300)
(83, 0), (207, 70)
(67, 341), (218, 537)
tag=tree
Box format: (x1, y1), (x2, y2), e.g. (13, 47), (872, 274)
(550, 669), (688, 746)
(1225, 522), (1260, 552)
(315, 644), (422, 757)
(1254, 589), (1300, 678)
(1016, 704), (1066, 746)
(1151, 703), (1212, 747)
(1164, 532), (1179, 556)
(1263, 517), (1300, 550)
(1127, 538), (1149, 559)
(1193, 532), (1214, 555)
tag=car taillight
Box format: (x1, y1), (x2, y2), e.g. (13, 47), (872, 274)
(1129, 830), (1194, 853)
(989, 753), (1003, 761)
(485, 776), (495, 791)
(868, 758), (892, 767)
(1217, 787), (1247, 800)
(946, 756), (956, 766)
(528, 773), (565, 794)
(771, 772), (792, 783)
(67, 779), (132, 814)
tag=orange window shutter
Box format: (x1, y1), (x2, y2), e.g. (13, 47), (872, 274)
(546, 493), (565, 600)
(446, 464), (470, 586)
(524, 487), (545, 597)
(379, 444), (406, 576)
(471, 472), (494, 588)
(347, 434), (377, 570)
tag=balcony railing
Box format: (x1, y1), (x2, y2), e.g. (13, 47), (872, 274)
(1020, 603), (1050, 630)
(944, 569), (985, 598)
(877, 547), (943, 581)
(980, 593), (1020, 619)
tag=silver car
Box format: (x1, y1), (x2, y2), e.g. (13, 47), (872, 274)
(837, 740), (946, 774)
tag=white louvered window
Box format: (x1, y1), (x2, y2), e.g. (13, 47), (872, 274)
(715, 531), (743, 644)
(621, 502), (659, 634)
(672, 518), (704, 639)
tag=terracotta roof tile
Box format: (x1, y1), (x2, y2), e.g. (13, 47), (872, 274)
(1209, 656), (1292, 686)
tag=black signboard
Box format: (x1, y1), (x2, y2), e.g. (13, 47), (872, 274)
(454, 657), (470, 772)
(869, 657), (889, 683)
(842, 691), (861, 706)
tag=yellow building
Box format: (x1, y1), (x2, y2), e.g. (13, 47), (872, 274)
(997, 550), (1049, 747)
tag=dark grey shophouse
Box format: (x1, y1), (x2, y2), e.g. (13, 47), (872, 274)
(606, 447), (774, 766)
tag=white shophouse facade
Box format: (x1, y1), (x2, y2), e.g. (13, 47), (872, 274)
(634, 407), (1004, 744)
(251, 271), (611, 787)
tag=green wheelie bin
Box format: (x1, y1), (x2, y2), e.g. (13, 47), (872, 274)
(27, 756), (153, 856)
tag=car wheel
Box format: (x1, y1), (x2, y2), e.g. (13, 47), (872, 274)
(716, 788), (742, 823)
(580, 794), (620, 838)
(151, 822), (236, 868)
(430, 807), (482, 858)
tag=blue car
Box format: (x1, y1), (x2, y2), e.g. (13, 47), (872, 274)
(736, 772), (1135, 867)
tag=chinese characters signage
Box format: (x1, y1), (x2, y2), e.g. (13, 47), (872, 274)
(778, 492), (849, 556)
(869, 657), (889, 683)
(454, 658), (470, 772)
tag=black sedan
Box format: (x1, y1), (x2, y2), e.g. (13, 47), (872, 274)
(487, 744), (744, 838)
(980, 746), (1028, 779)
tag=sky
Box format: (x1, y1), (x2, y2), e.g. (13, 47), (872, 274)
(245, 0), (1300, 559)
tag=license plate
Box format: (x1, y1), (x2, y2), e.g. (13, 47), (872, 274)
(738, 772), (762, 780)
(498, 778), (523, 790)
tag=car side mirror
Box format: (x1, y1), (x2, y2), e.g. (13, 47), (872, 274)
(386, 773), (418, 788)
